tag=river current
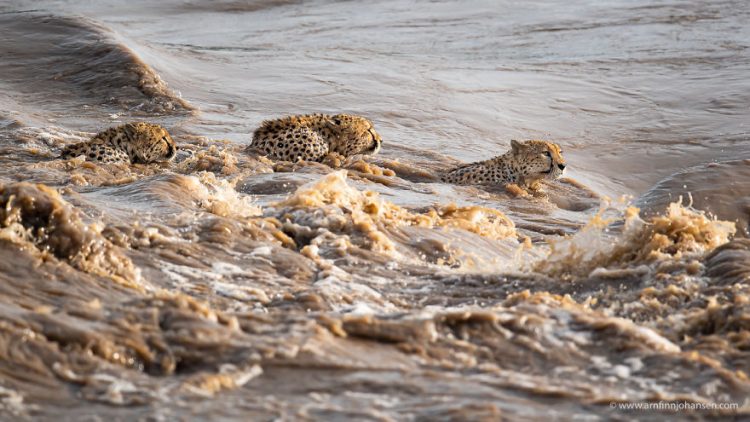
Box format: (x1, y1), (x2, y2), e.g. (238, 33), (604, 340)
(0, 0), (749, 419)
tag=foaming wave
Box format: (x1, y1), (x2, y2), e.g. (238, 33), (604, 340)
(534, 201), (735, 279)
(189, 172), (262, 218)
(0, 182), (141, 288)
(175, 144), (242, 175)
(267, 171), (518, 265)
(77, 173), (262, 221)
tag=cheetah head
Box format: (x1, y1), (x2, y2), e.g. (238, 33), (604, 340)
(329, 114), (382, 156)
(510, 139), (566, 184)
(128, 123), (177, 164)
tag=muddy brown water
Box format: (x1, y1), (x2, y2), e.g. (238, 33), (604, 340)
(0, 0), (749, 420)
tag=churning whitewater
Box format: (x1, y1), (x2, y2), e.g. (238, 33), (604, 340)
(0, 0), (749, 420)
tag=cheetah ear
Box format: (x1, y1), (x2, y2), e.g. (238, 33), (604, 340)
(510, 139), (523, 154)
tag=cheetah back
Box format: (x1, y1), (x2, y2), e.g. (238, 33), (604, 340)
(251, 123), (329, 162)
(60, 140), (130, 164)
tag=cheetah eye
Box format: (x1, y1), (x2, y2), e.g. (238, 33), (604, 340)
(544, 151), (552, 157)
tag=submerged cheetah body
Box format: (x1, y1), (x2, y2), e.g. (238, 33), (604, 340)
(60, 122), (176, 164)
(442, 140), (566, 189)
(248, 113), (382, 162)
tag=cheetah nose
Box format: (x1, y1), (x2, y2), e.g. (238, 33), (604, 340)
(558, 163), (566, 170)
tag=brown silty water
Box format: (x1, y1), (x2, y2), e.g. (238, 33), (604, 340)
(0, 0), (749, 420)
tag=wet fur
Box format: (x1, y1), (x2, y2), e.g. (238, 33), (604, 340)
(248, 113), (382, 162)
(60, 122), (177, 164)
(442, 140), (566, 188)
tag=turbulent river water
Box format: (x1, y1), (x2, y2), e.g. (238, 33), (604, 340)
(0, 0), (749, 420)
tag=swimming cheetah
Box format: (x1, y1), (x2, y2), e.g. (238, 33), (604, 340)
(247, 113), (382, 162)
(442, 140), (566, 189)
(60, 122), (177, 164)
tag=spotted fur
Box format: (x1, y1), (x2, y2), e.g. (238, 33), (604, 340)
(442, 140), (566, 188)
(60, 122), (177, 164)
(247, 113), (382, 162)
